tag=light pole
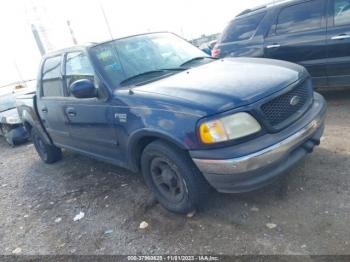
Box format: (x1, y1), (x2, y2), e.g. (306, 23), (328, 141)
(31, 24), (46, 56)
(67, 20), (78, 45)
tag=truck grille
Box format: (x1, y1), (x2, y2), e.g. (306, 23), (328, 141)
(260, 80), (312, 130)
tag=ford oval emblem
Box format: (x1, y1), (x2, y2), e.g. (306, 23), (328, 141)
(290, 96), (300, 106)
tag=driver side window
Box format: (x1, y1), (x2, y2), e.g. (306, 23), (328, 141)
(65, 51), (95, 96)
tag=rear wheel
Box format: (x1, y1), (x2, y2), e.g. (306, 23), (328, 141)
(141, 140), (211, 214)
(32, 128), (62, 164)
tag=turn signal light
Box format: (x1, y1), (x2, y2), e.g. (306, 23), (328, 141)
(199, 120), (228, 144)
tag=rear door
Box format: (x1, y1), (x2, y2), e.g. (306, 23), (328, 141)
(37, 55), (71, 146)
(62, 50), (120, 161)
(264, 0), (328, 88)
(326, 0), (350, 88)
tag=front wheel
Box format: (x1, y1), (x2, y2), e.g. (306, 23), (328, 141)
(32, 128), (62, 164)
(141, 140), (211, 214)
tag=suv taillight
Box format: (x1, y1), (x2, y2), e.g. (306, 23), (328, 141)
(211, 47), (221, 58)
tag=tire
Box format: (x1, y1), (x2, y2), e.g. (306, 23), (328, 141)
(141, 140), (211, 214)
(31, 127), (62, 164)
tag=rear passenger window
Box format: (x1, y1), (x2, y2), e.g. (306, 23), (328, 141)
(276, 0), (324, 35)
(65, 52), (95, 95)
(334, 0), (350, 26)
(221, 12), (265, 43)
(42, 56), (64, 97)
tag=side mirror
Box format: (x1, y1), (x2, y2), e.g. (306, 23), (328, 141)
(70, 79), (97, 99)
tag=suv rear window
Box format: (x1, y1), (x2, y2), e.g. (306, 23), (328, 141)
(276, 0), (324, 35)
(221, 12), (265, 43)
(334, 0), (350, 26)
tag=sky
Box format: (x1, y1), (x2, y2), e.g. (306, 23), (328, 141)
(0, 0), (270, 87)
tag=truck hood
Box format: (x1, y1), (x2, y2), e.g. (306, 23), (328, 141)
(132, 58), (307, 115)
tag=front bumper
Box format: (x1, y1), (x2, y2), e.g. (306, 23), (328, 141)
(191, 92), (327, 193)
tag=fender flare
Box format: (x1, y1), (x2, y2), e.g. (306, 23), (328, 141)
(127, 129), (189, 172)
(21, 109), (53, 145)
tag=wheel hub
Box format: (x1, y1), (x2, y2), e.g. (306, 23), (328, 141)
(150, 157), (185, 203)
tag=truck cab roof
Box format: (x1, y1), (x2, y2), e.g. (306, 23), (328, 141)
(42, 32), (174, 58)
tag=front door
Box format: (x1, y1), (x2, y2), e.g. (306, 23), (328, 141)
(326, 0), (350, 88)
(62, 51), (121, 162)
(264, 0), (328, 88)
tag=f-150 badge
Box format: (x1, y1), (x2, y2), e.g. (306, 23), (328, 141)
(115, 113), (127, 123)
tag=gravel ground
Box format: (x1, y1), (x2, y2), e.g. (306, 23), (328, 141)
(0, 90), (349, 255)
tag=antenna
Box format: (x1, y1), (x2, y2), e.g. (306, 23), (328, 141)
(97, 0), (114, 40)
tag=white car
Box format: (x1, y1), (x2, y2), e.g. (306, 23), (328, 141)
(0, 82), (35, 146)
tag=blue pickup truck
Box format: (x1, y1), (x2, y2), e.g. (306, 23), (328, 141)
(17, 32), (327, 213)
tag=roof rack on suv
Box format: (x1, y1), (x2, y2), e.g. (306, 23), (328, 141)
(236, 0), (292, 17)
(236, 5), (267, 17)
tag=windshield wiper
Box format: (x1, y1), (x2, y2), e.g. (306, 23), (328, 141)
(180, 56), (217, 67)
(120, 68), (186, 86)
(0, 106), (16, 113)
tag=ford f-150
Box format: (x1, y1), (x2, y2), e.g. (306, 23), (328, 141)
(17, 32), (327, 213)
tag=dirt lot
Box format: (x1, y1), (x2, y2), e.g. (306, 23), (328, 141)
(0, 90), (349, 255)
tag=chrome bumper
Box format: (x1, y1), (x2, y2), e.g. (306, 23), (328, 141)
(192, 102), (326, 176)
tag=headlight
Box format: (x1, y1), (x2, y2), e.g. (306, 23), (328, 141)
(199, 112), (261, 144)
(6, 116), (21, 124)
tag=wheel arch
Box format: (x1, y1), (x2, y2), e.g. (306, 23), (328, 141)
(21, 109), (53, 145)
(22, 120), (33, 134)
(127, 129), (189, 172)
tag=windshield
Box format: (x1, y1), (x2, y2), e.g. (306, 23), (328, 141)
(90, 33), (208, 87)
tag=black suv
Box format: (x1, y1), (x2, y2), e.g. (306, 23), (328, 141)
(213, 0), (350, 89)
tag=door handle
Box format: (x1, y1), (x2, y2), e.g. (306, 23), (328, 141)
(331, 34), (350, 40)
(41, 107), (48, 113)
(66, 107), (77, 117)
(266, 44), (281, 49)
